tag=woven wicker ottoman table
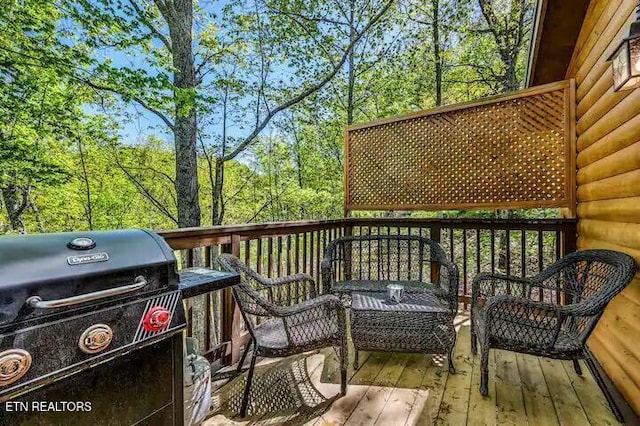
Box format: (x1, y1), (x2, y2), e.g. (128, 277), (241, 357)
(350, 291), (457, 373)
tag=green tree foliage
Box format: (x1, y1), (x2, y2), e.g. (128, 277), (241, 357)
(0, 0), (544, 234)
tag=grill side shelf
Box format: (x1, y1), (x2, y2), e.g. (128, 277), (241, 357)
(178, 268), (239, 299)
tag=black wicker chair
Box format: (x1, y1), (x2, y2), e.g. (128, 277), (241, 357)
(217, 254), (348, 417)
(321, 235), (459, 312)
(471, 249), (636, 396)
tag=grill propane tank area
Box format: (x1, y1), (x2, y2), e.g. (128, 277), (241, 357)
(0, 229), (192, 425)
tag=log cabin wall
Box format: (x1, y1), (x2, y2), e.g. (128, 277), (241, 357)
(566, 0), (640, 415)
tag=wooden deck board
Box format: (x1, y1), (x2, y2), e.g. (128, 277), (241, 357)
(539, 357), (592, 426)
(516, 354), (559, 426)
(494, 350), (527, 425)
(560, 360), (622, 426)
(467, 349), (497, 426)
(375, 354), (434, 426)
(204, 322), (620, 426)
(434, 326), (472, 425)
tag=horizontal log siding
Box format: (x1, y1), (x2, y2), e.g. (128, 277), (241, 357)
(569, 0), (640, 415)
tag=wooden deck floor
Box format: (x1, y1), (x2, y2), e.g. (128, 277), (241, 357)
(204, 319), (620, 426)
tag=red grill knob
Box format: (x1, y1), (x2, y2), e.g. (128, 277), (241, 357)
(143, 306), (172, 332)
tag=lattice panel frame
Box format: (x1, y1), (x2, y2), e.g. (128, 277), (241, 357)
(344, 80), (576, 215)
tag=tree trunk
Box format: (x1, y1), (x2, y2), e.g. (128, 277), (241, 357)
(77, 138), (93, 230)
(347, 0), (356, 125)
(432, 0), (442, 106)
(2, 183), (28, 233)
(161, 0), (201, 228)
(211, 85), (228, 226)
(212, 158), (224, 225)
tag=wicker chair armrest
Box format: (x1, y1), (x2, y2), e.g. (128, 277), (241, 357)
(277, 294), (344, 317)
(472, 273), (535, 306)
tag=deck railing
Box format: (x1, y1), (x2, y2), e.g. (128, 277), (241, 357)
(158, 217), (577, 365)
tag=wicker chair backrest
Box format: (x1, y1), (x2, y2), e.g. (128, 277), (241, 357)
(537, 249), (636, 309)
(217, 254), (277, 319)
(324, 235), (449, 283)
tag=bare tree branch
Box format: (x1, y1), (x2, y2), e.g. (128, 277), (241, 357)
(222, 0), (396, 162)
(114, 156), (178, 225)
(80, 78), (175, 130)
(128, 0), (172, 51)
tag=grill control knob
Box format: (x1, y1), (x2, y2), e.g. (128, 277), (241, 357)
(143, 306), (172, 332)
(0, 349), (32, 386)
(79, 324), (113, 354)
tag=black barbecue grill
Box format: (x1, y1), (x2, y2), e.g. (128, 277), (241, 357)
(0, 229), (187, 425)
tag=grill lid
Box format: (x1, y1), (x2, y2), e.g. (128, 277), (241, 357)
(0, 229), (177, 328)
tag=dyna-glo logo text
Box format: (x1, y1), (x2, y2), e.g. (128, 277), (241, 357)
(67, 252), (109, 266)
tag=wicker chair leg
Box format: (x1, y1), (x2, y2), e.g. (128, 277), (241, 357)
(448, 355), (456, 374)
(340, 344), (348, 396)
(470, 319), (477, 355)
(240, 352), (257, 417)
(236, 340), (252, 373)
(480, 348), (489, 396)
(353, 350), (359, 370)
(573, 359), (583, 376)
(448, 327), (457, 374)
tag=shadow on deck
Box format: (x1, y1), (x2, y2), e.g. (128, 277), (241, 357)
(204, 319), (619, 426)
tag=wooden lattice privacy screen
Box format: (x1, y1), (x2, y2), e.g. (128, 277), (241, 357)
(344, 80), (577, 215)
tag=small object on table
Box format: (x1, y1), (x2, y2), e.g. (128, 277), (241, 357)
(387, 284), (405, 303)
(178, 267), (239, 299)
(350, 291), (456, 373)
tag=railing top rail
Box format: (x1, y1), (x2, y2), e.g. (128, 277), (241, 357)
(158, 219), (348, 249)
(158, 217), (577, 249)
(157, 218), (347, 238)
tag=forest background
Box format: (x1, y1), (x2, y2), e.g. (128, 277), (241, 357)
(0, 0), (544, 234)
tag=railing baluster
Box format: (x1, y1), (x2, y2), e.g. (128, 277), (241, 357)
(429, 225), (441, 287)
(476, 229), (481, 275)
(303, 232), (308, 275)
(267, 237), (274, 278)
(294, 234), (300, 302)
(309, 231), (315, 281)
(462, 229), (468, 308)
(506, 229), (511, 294)
(187, 248), (194, 268)
(521, 229), (526, 280)
(286, 235), (292, 276)
(555, 230), (561, 304)
(538, 230), (544, 301)
(295, 234), (300, 275)
(490, 228), (496, 274)
(490, 228), (496, 295)
(316, 230), (324, 285)
(256, 238), (263, 275)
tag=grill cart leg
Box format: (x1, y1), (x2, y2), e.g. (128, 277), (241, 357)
(240, 352), (257, 417)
